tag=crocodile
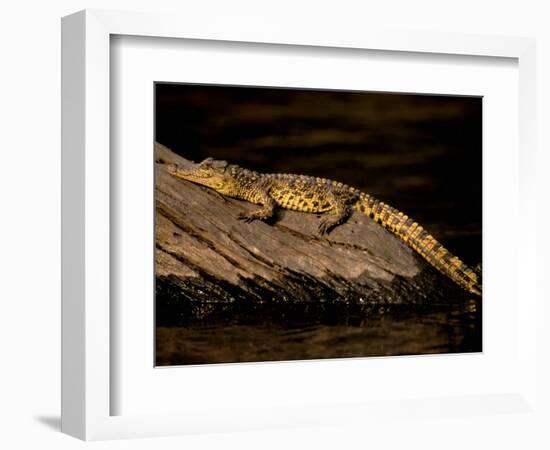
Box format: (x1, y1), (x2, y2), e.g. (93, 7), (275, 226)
(167, 157), (482, 296)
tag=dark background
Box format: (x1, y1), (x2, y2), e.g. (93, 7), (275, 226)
(155, 83), (482, 265)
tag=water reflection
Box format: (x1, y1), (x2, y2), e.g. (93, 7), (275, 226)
(156, 300), (481, 366)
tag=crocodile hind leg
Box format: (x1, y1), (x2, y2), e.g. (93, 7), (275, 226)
(318, 192), (352, 235)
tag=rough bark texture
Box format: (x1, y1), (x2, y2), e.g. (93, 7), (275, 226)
(155, 142), (470, 318)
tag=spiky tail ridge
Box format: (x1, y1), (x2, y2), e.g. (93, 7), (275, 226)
(354, 192), (482, 296)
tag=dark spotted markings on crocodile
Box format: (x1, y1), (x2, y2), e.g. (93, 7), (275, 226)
(167, 157), (482, 296)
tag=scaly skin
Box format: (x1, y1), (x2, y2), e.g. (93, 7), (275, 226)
(167, 157), (482, 296)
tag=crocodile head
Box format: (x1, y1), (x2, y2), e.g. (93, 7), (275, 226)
(167, 157), (230, 191)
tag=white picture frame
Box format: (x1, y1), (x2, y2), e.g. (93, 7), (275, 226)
(61, 9), (537, 441)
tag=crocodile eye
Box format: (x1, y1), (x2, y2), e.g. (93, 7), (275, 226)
(201, 157), (214, 166)
(211, 160), (228, 169)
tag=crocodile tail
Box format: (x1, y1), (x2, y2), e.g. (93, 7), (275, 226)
(354, 192), (482, 296)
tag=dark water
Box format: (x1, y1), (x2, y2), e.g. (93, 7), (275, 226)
(156, 301), (481, 365)
(154, 84), (482, 365)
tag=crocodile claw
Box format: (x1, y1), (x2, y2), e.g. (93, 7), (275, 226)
(237, 212), (257, 223)
(318, 217), (336, 235)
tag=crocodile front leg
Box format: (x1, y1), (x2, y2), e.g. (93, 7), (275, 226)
(237, 181), (276, 223)
(237, 202), (275, 223)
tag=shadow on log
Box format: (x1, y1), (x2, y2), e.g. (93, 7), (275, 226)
(155, 142), (471, 320)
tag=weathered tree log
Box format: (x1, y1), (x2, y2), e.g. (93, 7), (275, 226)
(155, 142), (470, 317)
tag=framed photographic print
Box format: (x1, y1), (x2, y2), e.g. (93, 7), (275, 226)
(62, 9), (537, 441)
